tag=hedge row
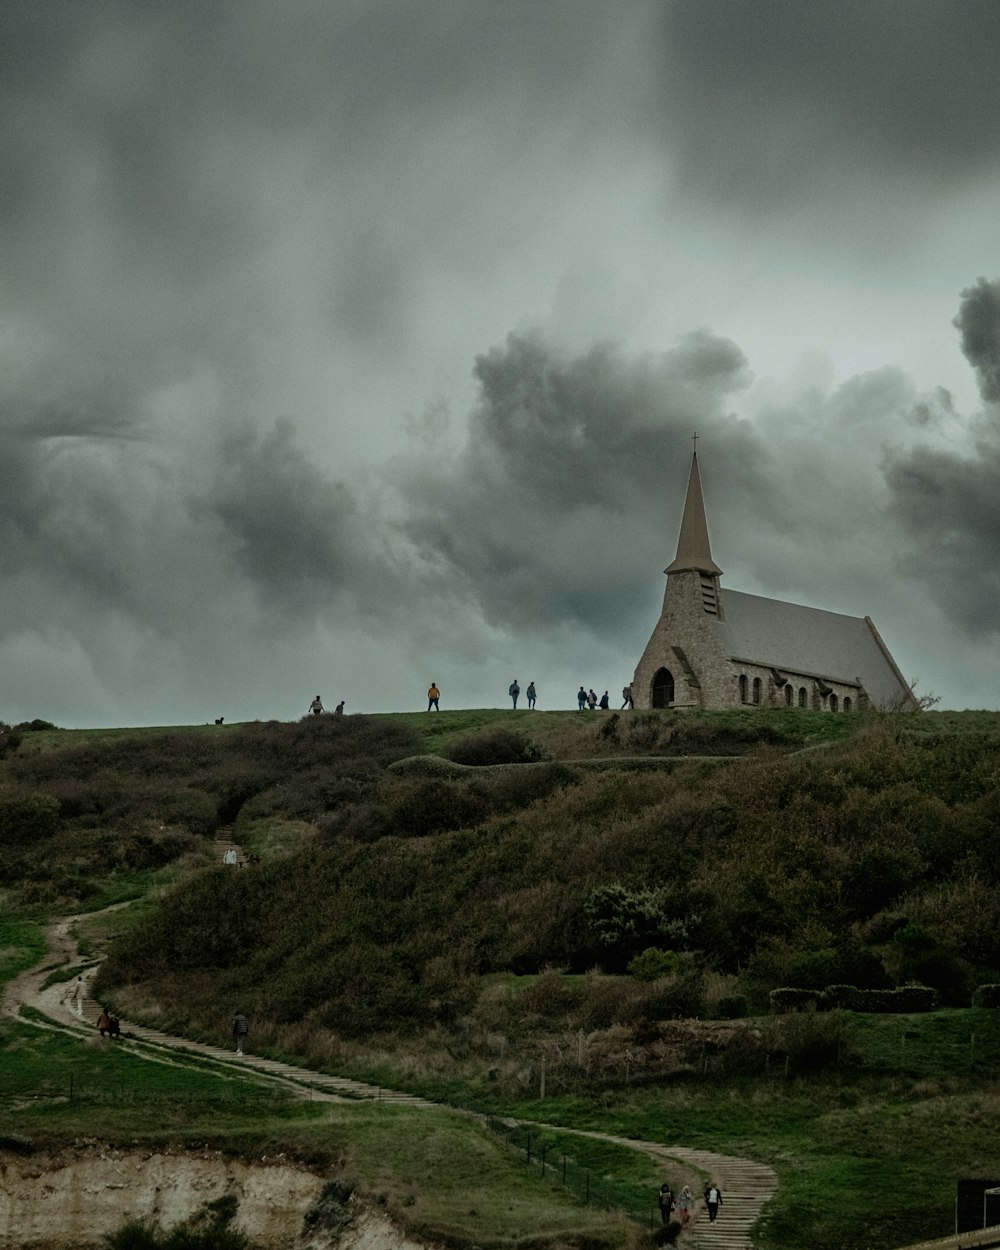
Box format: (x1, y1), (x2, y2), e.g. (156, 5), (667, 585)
(770, 984), (938, 1014)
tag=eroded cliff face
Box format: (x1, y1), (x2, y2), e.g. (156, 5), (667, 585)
(0, 1147), (433, 1250)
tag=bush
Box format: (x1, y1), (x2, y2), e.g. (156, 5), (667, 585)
(15, 719), (58, 732)
(815, 984), (939, 1013)
(585, 884), (688, 970)
(445, 727), (548, 766)
(0, 722), (22, 759)
(769, 987), (821, 1013)
(716, 994), (749, 1019)
(0, 793), (61, 844)
(628, 947), (680, 981)
(973, 984), (1000, 1007)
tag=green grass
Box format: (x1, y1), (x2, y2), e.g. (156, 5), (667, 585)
(0, 913), (46, 987)
(0, 1016), (640, 1248)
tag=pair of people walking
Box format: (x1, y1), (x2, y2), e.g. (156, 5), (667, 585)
(508, 680), (537, 709)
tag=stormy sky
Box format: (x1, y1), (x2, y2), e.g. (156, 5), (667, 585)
(3, 0), (1000, 726)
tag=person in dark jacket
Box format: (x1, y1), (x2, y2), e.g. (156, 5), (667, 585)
(577, 686), (587, 710)
(658, 1182), (674, 1225)
(509, 679), (520, 709)
(232, 1012), (249, 1056)
(704, 1182), (723, 1222)
(526, 681), (537, 709)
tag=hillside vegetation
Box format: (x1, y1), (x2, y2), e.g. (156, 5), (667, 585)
(4, 706), (1000, 1250)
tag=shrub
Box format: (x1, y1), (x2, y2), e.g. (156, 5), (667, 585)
(767, 1007), (854, 1070)
(585, 884), (688, 970)
(974, 984), (1000, 1007)
(0, 722), (22, 759)
(821, 984), (865, 1011)
(0, 793), (61, 844)
(387, 778), (489, 837)
(769, 987), (821, 1013)
(716, 994), (749, 1019)
(628, 947), (680, 981)
(15, 719), (58, 732)
(445, 727), (548, 766)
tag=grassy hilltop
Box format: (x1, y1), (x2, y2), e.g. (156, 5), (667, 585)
(3, 705), (1000, 1249)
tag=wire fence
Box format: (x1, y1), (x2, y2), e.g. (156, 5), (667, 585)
(484, 1116), (660, 1228)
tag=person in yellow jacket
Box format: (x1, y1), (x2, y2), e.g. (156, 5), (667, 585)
(427, 683), (440, 711)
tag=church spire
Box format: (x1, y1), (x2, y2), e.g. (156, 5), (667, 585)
(663, 447), (723, 576)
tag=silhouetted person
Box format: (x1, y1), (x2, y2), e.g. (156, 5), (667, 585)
(599, 691), (609, 710)
(588, 689), (597, 711)
(334, 701), (345, 715)
(309, 695), (323, 715)
(509, 679), (520, 709)
(577, 687), (587, 710)
(621, 685), (634, 710)
(526, 681), (536, 709)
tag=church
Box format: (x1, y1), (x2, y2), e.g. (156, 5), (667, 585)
(631, 450), (917, 713)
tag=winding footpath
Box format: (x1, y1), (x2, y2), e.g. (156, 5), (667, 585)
(2, 902), (777, 1247)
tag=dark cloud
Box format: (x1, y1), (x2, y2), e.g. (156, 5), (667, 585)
(658, 1), (1000, 211)
(885, 444), (1000, 640)
(954, 278), (1000, 404)
(402, 329), (754, 635)
(203, 421), (395, 618)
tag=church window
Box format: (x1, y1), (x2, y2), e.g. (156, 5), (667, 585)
(699, 574), (719, 615)
(752, 677), (761, 705)
(784, 684), (793, 706)
(798, 687), (807, 708)
(843, 696), (852, 712)
(651, 667), (675, 708)
(739, 674), (748, 703)
(829, 693), (839, 712)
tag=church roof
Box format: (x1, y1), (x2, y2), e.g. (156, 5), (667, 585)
(664, 452), (723, 576)
(714, 589), (917, 708)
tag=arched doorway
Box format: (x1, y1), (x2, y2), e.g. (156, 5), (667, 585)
(651, 667), (675, 708)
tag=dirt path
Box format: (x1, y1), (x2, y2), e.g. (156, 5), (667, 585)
(3, 907), (778, 1246)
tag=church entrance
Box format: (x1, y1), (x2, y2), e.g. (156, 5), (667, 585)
(651, 667), (674, 708)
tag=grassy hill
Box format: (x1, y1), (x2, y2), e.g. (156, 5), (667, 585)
(3, 705), (1000, 1249)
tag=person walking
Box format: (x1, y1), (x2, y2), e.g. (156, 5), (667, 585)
(704, 1182), (723, 1223)
(509, 679), (520, 709)
(526, 681), (536, 710)
(334, 701), (345, 715)
(427, 683), (440, 711)
(232, 1012), (249, 1056)
(621, 684), (634, 710)
(587, 689), (598, 711)
(577, 686), (587, 710)
(63, 976), (85, 1018)
(309, 695), (324, 715)
(677, 1186), (694, 1227)
(657, 1182), (674, 1225)
(599, 691), (610, 710)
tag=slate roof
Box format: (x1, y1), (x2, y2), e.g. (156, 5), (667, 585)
(714, 588), (915, 708)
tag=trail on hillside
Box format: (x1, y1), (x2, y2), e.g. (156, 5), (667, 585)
(3, 905), (778, 1247)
